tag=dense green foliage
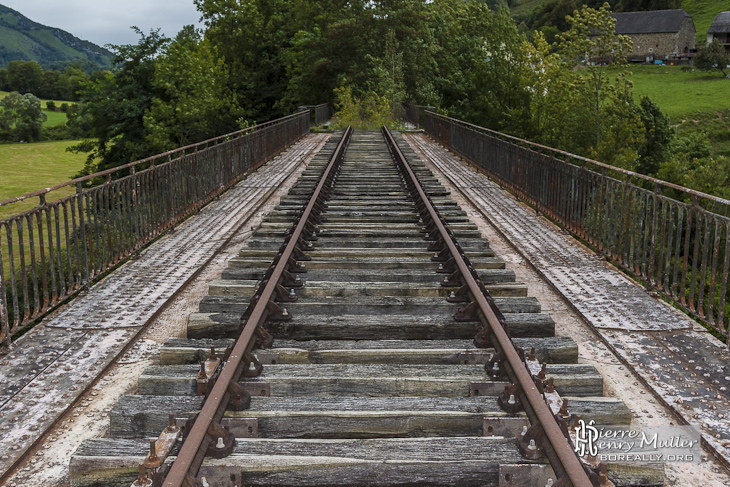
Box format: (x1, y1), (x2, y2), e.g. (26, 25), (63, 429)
(0, 4), (111, 69)
(0, 92), (46, 141)
(8, 0), (715, 203)
(694, 39), (730, 78)
(0, 60), (96, 101)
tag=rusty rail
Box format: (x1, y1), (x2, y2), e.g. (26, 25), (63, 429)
(424, 111), (730, 343)
(382, 125), (594, 487)
(0, 112), (310, 351)
(159, 125), (353, 486)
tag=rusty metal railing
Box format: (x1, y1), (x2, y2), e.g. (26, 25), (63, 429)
(0, 111), (310, 350)
(424, 111), (730, 343)
(298, 104), (331, 127)
(404, 103), (436, 129)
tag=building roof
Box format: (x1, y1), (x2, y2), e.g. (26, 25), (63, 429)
(708, 11), (730, 34)
(610, 9), (693, 35)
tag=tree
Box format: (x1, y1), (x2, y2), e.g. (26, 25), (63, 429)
(694, 39), (730, 78)
(374, 30), (406, 117)
(6, 60), (44, 94)
(144, 26), (236, 152)
(636, 96), (674, 175)
(558, 3), (632, 149)
(518, 32), (573, 146)
(0, 92), (47, 141)
(68, 28), (169, 176)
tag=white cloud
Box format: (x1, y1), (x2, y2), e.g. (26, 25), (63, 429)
(1, 0), (202, 47)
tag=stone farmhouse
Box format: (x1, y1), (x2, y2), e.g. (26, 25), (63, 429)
(707, 11), (730, 53)
(610, 9), (696, 62)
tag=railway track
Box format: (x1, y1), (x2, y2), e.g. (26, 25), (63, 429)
(68, 129), (663, 486)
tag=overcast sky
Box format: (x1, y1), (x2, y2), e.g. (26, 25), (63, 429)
(1, 0), (203, 47)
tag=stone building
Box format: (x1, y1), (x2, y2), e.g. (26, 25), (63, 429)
(611, 9), (696, 62)
(707, 11), (730, 53)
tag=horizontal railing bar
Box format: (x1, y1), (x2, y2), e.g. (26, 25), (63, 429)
(426, 111), (730, 208)
(0, 112), (306, 208)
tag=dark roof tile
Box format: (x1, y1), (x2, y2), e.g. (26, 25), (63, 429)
(708, 11), (730, 34)
(611, 9), (692, 34)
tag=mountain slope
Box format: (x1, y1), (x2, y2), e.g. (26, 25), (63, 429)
(0, 4), (112, 68)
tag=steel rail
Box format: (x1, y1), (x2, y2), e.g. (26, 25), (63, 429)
(161, 125), (352, 487)
(381, 126), (593, 487)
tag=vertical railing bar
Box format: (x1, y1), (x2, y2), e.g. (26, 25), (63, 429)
(54, 205), (66, 298)
(45, 206), (57, 305)
(664, 204), (675, 295)
(717, 225), (730, 340)
(26, 213), (40, 318)
(672, 208), (684, 299)
(689, 202), (702, 313)
(706, 217), (721, 325)
(76, 184), (90, 290)
(697, 215), (713, 319)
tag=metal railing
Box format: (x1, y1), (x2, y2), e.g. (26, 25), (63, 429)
(0, 111), (310, 350)
(298, 104), (331, 127)
(425, 111), (730, 342)
(404, 103), (436, 129)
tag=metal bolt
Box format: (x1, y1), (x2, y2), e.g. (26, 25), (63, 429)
(289, 288), (296, 297)
(521, 425), (528, 436)
(216, 437), (225, 449)
(449, 291), (455, 298)
(527, 439), (537, 450)
(508, 394), (516, 405)
(282, 307), (289, 317)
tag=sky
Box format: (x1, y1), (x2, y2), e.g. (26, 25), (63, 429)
(1, 0), (203, 47)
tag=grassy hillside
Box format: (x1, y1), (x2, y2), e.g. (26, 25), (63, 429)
(628, 65), (730, 118)
(681, 0), (725, 44)
(0, 4), (111, 68)
(627, 65), (730, 157)
(0, 140), (88, 279)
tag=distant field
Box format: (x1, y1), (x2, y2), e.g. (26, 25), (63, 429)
(626, 65), (730, 119)
(0, 90), (72, 126)
(622, 65), (730, 157)
(0, 140), (89, 281)
(0, 140), (87, 219)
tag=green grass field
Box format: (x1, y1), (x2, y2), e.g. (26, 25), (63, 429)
(0, 90), (72, 126)
(624, 65), (730, 157)
(1, 140), (88, 281)
(627, 65), (730, 118)
(0, 140), (87, 218)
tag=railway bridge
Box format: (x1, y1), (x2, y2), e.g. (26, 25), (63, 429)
(1, 105), (729, 486)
